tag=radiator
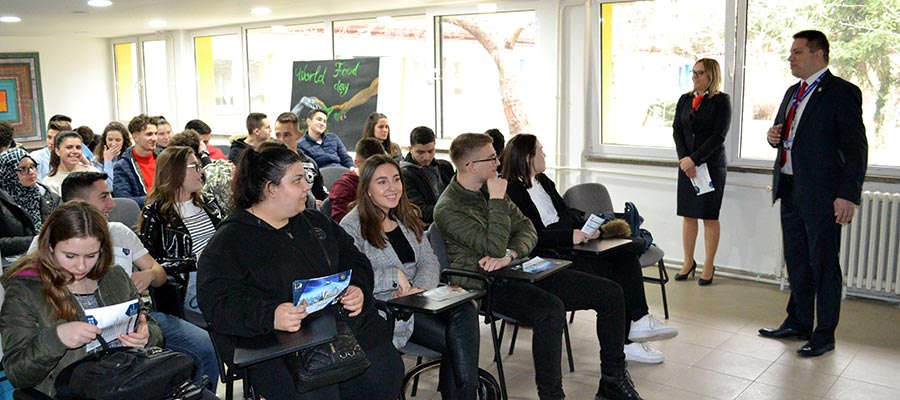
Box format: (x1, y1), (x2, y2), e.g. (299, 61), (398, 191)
(840, 191), (900, 300)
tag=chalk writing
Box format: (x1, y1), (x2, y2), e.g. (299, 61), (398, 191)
(296, 65), (327, 85)
(333, 61), (360, 78)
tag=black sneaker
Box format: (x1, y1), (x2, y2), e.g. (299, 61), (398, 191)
(596, 370), (643, 400)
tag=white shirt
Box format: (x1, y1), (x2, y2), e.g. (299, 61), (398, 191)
(526, 176), (560, 227)
(782, 66), (829, 175)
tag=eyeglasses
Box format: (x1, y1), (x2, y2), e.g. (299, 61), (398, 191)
(691, 70), (706, 76)
(15, 164), (38, 175)
(186, 163), (204, 173)
(466, 154), (499, 167)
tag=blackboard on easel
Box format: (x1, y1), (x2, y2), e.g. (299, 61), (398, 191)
(290, 57), (380, 149)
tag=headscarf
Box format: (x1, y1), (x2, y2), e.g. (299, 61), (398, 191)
(0, 147), (44, 230)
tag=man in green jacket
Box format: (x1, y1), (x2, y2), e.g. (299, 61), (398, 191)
(433, 133), (642, 400)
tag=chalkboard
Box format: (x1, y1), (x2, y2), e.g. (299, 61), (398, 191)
(290, 57), (380, 149)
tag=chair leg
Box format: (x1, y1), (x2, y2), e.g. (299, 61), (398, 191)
(508, 323), (519, 355)
(410, 356), (424, 397)
(495, 320), (506, 362)
(563, 323), (575, 372)
(488, 315), (509, 400)
(658, 259), (670, 319)
(225, 379), (233, 400)
(569, 310), (576, 324)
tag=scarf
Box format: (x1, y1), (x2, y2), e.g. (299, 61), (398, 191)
(0, 148), (44, 231)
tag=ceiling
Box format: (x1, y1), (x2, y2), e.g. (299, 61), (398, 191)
(0, 0), (469, 38)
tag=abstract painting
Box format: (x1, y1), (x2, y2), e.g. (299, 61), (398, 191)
(0, 53), (45, 142)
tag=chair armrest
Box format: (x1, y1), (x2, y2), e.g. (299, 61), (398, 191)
(374, 299), (412, 321)
(440, 268), (493, 286)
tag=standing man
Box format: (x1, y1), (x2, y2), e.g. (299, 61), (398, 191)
(297, 109), (354, 168)
(274, 112), (328, 204)
(759, 30), (867, 357)
(400, 126), (454, 224)
(113, 114), (158, 208)
(228, 112), (271, 162)
(434, 133), (641, 400)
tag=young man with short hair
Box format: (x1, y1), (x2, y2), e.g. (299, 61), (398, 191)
(297, 108), (354, 168)
(184, 119), (226, 161)
(434, 133), (642, 400)
(113, 114), (157, 207)
(400, 126), (455, 223)
(275, 112), (328, 203)
(0, 121), (14, 153)
(30, 171), (221, 391)
(228, 112), (271, 162)
(328, 137), (385, 221)
(155, 117), (173, 155)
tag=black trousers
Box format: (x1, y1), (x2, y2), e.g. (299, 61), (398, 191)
(246, 336), (403, 400)
(779, 177), (843, 345)
(490, 269), (626, 400)
(409, 301), (480, 400)
(573, 240), (651, 332)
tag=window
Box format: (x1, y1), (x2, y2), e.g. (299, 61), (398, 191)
(142, 40), (171, 118)
(247, 24), (329, 115)
(741, 0), (900, 168)
(598, 0), (726, 149)
(195, 34), (244, 135)
(113, 42), (140, 119)
(439, 11), (537, 138)
(333, 16), (432, 146)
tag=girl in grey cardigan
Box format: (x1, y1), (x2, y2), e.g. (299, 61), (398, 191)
(340, 154), (481, 400)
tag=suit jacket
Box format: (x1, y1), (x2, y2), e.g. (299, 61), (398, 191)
(673, 92), (731, 168)
(771, 70), (868, 214)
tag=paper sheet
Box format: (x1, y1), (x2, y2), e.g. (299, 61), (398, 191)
(83, 299), (140, 352)
(421, 285), (469, 301)
(292, 270), (352, 315)
(580, 214), (606, 236)
(690, 164), (715, 196)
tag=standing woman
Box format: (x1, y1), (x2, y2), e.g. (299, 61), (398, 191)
(0, 148), (61, 258)
(197, 144), (403, 400)
(340, 154), (480, 399)
(138, 146), (223, 323)
(92, 121), (132, 191)
(364, 112), (403, 161)
(0, 201), (162, 396)
(42, 131), (99, 196)
(672, 58), (731, 285)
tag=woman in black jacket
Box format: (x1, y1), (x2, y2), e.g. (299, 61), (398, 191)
(197, 142), (402, 400)
(0, 148), (60, 258)
(138, 146), (223, 321)
(502, 134), (678, 364)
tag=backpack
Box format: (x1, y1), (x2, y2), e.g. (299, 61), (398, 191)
(615, 202), (654, 252)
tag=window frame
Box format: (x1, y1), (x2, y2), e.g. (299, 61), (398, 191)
(109, 34), (176, 121)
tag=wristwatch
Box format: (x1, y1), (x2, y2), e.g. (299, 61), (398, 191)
(504, 249), (515, 260)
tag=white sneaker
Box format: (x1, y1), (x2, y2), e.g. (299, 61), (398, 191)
(624, 342), (665, 364)
(628, 314), (678, 342)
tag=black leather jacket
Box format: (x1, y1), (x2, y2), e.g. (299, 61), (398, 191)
(138, 196), (223, 276)
(0, 184), (60, 257)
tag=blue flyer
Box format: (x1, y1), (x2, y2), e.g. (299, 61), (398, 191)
(293, 270), (352, 314)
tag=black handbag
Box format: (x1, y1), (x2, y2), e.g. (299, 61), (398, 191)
(283, 319), (371, 393)
(55, 335), (195, 400)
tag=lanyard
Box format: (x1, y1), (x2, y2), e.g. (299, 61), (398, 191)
(787, 74), (823, 117)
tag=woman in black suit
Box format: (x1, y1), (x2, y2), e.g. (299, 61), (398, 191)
(672, 58), (731, 285)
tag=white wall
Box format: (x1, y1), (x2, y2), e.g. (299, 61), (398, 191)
(0, 36), (115, 147)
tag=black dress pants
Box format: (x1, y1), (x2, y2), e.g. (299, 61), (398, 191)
(409, 301), (480, 400)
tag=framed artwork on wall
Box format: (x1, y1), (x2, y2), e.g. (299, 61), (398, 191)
(0, 52), (46, 143)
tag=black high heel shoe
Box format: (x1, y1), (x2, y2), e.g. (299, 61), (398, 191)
(698, 266), (715, 286)
(674, 260), (697, 281)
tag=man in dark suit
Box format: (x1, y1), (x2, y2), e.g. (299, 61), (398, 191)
(759, 30), (868, 357)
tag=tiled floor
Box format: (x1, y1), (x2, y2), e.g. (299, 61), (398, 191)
(217, 266), (900, 399)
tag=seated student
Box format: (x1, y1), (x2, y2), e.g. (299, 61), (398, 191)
(503, 134), (677, 364)
(363, 112), (402, 161)
(75, 125), (98, 152)
(340, 154), (480, 400)
(298, 109), (354, 169)
(328, 138), (385, 222)
(400, 126), (454, 224)
(434, 133), (642, 400)
(27, 171), (220, 390)
(0, 148), (61, 258)
(113, 114), (158, 208)
(30, 118), (91, 181)
(170, 130), (235, 216)
(275, 112), (328, 205)
(198, 143), (403, 400)
(155, 117), (173, 155)
(185, 119), (226, 161)
(485, 128), (505, 174)
(41, 131), (100, 196)
(228, 112), (271, 163)
(0, 201), (163, 397)
(91, 121), (132, 191)
(0, 121), (14, 153)
(139, 146), (224, 325)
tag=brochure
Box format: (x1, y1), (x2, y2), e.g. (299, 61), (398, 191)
(513, 257), (554, 274)
(580, 214), (606, 236)
(293, 270), (352, 315)
(421, 285), (470, 301)
(691, 164), (715, 196)
(83, 299), (140, 352)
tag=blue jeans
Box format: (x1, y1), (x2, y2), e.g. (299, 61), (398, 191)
(151, 311), (221, 392)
